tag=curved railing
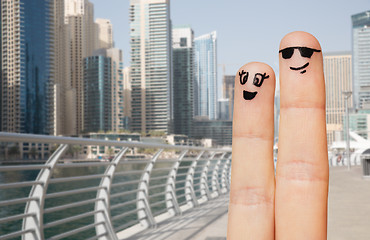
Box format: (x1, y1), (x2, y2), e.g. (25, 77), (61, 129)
(0, 132), (231, 240)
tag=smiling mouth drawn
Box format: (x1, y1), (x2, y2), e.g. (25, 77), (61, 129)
(243, 91), (257, 100)
(290, 62), (309, 74)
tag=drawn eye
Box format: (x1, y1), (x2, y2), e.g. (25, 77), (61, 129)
(239, 70), (249, 85)
(253, 73), (269, 87)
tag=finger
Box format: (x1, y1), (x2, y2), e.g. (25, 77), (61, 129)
(227, 62), (276, 240)
(276, 31), (329, 240)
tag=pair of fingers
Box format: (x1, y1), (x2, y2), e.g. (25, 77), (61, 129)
(227, 31), (329, 239)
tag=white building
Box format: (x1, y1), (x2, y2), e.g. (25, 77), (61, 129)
(323, 52), (352, 145)
(57, 0), (97, 135)
(95, 18), (114, 49)
(129, 0), (172, 133)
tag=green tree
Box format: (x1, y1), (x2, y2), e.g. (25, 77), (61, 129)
(106, 147), (114, 159)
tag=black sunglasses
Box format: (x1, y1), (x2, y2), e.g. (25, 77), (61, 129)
(279, 47), (321, 59)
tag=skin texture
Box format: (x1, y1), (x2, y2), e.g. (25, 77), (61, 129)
(227, 31), (329, 240)
(228, 62), (276, 240)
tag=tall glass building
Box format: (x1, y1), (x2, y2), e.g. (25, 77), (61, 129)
(194, 31), (217, 120)
(83, 55), (112, 133)
(172, 25), (193, 136)
(130, 0), (172, 133)
(352, 11), (370, 109)
(0, 0), (53, 134)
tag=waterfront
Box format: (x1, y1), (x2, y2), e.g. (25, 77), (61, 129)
(0, 136), (230, 240)
(117, 166), (370, 240)
(0, 161), (193, 239)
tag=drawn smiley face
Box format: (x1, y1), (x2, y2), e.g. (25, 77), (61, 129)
(279, 46), (321, 74)
(239, 70), (269, 100)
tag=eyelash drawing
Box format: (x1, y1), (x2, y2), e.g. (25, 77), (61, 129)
(253, 73), (269, 87)
(239, 70), (249, 85)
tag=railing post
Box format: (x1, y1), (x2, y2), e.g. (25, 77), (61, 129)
(185, 151), (204, 207)
(95, 147), (128, 240)
(165, 150), (188, 216)
(221, 153), (232, 192)
(211, 153), (226, 196)
(22, 144), (69, 240)
(200, 152), (216, 201)
(227, 155), (232, 188)
(137, 149), (163, 229)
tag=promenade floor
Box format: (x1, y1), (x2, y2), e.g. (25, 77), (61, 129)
(129, 166), (370, 240)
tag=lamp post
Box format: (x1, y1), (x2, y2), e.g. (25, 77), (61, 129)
(342, 91), (352, 170)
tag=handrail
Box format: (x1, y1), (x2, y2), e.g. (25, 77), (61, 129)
(0, 132), (230, 152)
(0, 132), (232, 240)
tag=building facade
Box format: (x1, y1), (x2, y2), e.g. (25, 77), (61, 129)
(106, 48), (124, 131)
(0, 0), (54, 134)
(123, 67), (132, 129)
(83, 55), (112, 132)
(324, 52), (352, 144)
(62, 0), (96, 135)
(84, 48), (124, 133)
(345, 109), (370, 140)
(194, 31), (217, 120)
(352, 11), (370, 109)
(130, 0), (172, 133)
(218, 98), (230, 120)
(192, 118), (232, 146)
(95, 18), (113, 49)
(172, 25), (193, 136)
(53, 0), (69, 136)
(222, 75), (235, 120)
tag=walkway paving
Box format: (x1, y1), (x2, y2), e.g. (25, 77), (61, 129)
(129, 166), (370, 240)
(328, 166), (370, 240)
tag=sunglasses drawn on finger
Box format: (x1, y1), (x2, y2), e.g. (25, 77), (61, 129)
(279, 46), (321, 74)
(238, 69), (269, 101)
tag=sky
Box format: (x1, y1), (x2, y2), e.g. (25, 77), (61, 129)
(90, 0), (370, 77)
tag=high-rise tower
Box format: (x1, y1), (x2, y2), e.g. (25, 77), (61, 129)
(95, 18), (114, 49)
(83, 48), (124, 133)
(323, 52), (352, 144)
(129, 0), (172, 133)
(62, 0), (97, 135)
(352, 11), (370, 109)
(194, 31), (217, 120)
(223, 75), (235, 120)
(172, 25), (194, 136)
(0, 0), (54, 134)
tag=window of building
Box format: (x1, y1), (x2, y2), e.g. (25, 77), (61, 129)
(180, 37), (187, 47)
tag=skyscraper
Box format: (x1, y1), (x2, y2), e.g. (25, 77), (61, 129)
(53, 0), (68, 136)
(83, 48), (124, 133)
(172, 25), (194, 136)
(352, 11), (370, 109)
(130, 0), (172, 133)
(0, 0), (54, 134)
(194, 31), (217, 120)
(95, 18), (114, 49)
(324, 52), (352, 144)
(123, 67), (132, 129)
(62, 0), (97, 135)
(84, 55), (112, 133)
(106, 48), (124, 131)
(223, 75), (235, 120)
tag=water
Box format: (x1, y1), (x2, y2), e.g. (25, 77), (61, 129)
(0, 160), (193, 240)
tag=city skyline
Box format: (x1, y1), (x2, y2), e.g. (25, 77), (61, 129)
(1, 0), (370, 144)
(90, 0), (370, 76)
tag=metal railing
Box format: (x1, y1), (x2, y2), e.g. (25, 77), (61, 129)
(0, 132), (231, 240)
